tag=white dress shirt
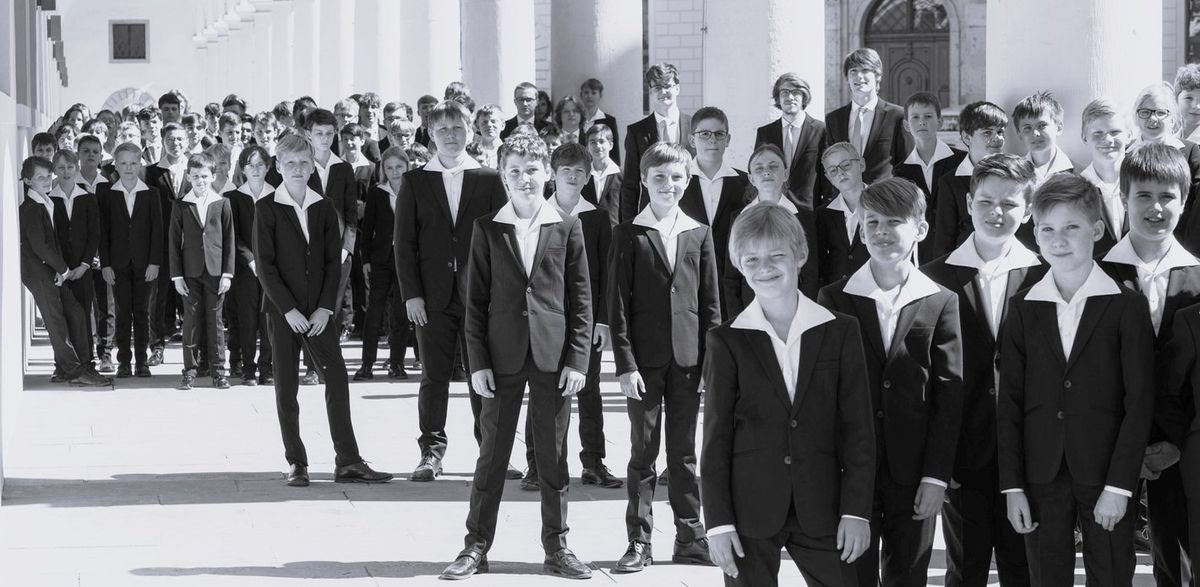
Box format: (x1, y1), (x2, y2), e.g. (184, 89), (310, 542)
(553, 194), (597, 218)
(424, 153), (483, 225)
(631, 205), (703, 271)
(1028, 146), (1075, 185)
(377, 182), (399, 213)
(49, 183), (89, 220)
(273, 182), (325, 244)
(157, 157), (188, 195)
(110, 178), (151, 217)
(583, 108), (609, 133)
(1079, 164), (1124, 236)
(236, 182), (275, 202)
(944, 234), (1042, 337)
(78, 171), (108, 193)
(688, 159), (740, 224)
(654, 110), (680, 144)
(780, 110), (808, 165)
(744, 194), (800, 216)
(902, 140), (957, 191)
(1102, 236), (1199, 333)
(492, 200), (564, 276)
(591, 159), (621, 197)
(953, 155), (975, 178)
(313, 152), (346, 193)
(851, 95), (879, 154)
(824, 193), (861, 245)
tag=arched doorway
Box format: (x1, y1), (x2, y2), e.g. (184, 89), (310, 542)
(863, 0), (951, 106)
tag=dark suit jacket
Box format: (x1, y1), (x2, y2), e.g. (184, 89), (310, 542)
(500, 116), (548, 140)
(894, 148), (967, 262)
(394, 167), (507, 311)
(619, 112), (695, 222)
(576, 208), (612, 327)
(253, 191), (342, 316)
(1159, 305), (1200, 451)
(998, 286), (1154, 493)
(923, 255), (1046, 482)
(331, 137), (381, 164)
(817, 281), (964, 486)
(168, 196), (235, 279)
(582, 170), (622, 227)
(816, 204), (869, 287)
(225, 188), (258, 276)
(701, 313), (876, 539)
(97, 183), (164, 270)
(933, 172), (1037, 258)
(51, 190), (101, 270)
(608, 221), (720, 373)
(464, 213), (593, 375)
(1171, 140), (1200, 255)
(309, 159), (360, 253)
(587, 113), (621, 163)
(19, 198), (70, 283)
(679, 170), (749, 315)
(754, 116), (829, 208)
(724, 205), (821, 315)
(824, 99), (909, 187)
(145, 163), (192, 252)
(361, 185), (397, 267)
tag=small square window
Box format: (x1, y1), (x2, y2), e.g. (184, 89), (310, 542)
(110, 21), (147, 62)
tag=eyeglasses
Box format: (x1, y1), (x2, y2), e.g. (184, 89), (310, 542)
(778, 89), (806, 99)
(1137, 108), (1171, 120)
(650, 83), (678, 92)
(692, 130), (729, 141)
(514, 97), (537, 104)
(825, 160), (860, 175)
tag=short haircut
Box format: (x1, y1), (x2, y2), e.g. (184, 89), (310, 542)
(691, 106), (729, 129)
(54, 125), (77, 139)
(187, 152), (216, 174)
(116, 121), (141, 139)
(425, 100), (472, 128)
(554, 96), (584, 129)
(52, 149), (79, 166)
(581, 78), (604, 94)
(1030, 173), (1102, 223)
(358, 92), (382, 110)
(514, 81), (537, 94)
(497, 133), (550, 168)
(645, 62), (680, 88)
(904, 91), (942, 118)
(292, 96), (318, 119)
(158, 91), (182, 108)
(218, 112), (241, 131)
(396, 102), (414, 120)
(405, 144), (431, 166)
(160, 122), (186, 139)
(474, 103), (504, 126)
(820, 141), (863, 166)
(729, 202), (809, 264)
(237, 144), (271, 171)
(339, 122), (366, 139)
(137, 106), (162, 123)
(1079, 97), (1126, 136)
(335, 97), (360, 113)
(240, 113), (253, 124)
(418, 94), (439, 107)
(77, 134), (103, 150)
(379, 145), (410, 168)
(453, 94), (476, 113)
(204, 143), (232, 166)
(444, 81), (471, 100)
(1176, 63), (1200, 95)
(383, 101), (401, 116)
(1012, 91), (1064, 125)
(304, 108), (338, 130)
(253, 111), (277, 129)
(388, 119), (417, 136)
(771, 72), (811, 110)
(222, 93), (246, 110)
(180, 113), (202, 128)
(958, 101), (1009, 136)
(31, 132), (55, 149)
(842, 48), (883, 77)
(272, 100), (293, 121)
(1134, 82), (1180, 134)
(551, 142), (592, 170)
(538, 123), (562, 140)
(639, 141), (691, 176)
(82, 118), (108, 134)
(275, 134), (314, 161)
(970, 153), (1037, 203)
(21, 156), (53, 180)
(64, 105), (86, 121)
(112, 142), (142, 160)
(861, 177), (926, 221)
(1120, 142), (1192, 198)
(584, 122), (614, 143)
(203, 102), (221, 117)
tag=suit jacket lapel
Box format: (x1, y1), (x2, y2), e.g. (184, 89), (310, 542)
(998, 266), (1030, 332)
(277, 200), (306, 242)
(886, 297), (927, 365)
(1066, 296), (1113, 369)
(713, 177), (742, 224)
(765, 119), (783, 154)
(850, 294), (886, 364)
(745, 330), (793, 411)
(866, 100), (888, 149)
(792, 322), (826, 415)
(528, 223), (555, 278)
(679, 182), (707, 225)
(457, 171), (476, 228)
(186, 201), (203, 227)
(644, 227), (672, 274)
(953, 265), (993, 345)
(1031, 301), (1067, 366)
(500, 224), (527, 275)
(426, 171), (455, 228)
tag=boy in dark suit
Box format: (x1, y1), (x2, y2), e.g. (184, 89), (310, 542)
(144, 122), (191, 367)
(580, 77), (621, 164)
(228, 145), (275, 386)
(168, 152), (235, 390)
(817, 177), (963, 587)
(500, 82), (548, 140)
(705, 204), (874, 586)
(609, 142), (719, 572)
(77, 135), (117, 373)
(20, 156), (109, 387)
(816, 142), (871, 287)
(933, 101), (1011, 257)
(1013, 92), (1075, 187)
(354, 147), (413, 381)
(99, 143), (164, 378)
(754, 73), (828, 209)
(893, 92), (967, 263)
(50, 151), (101, 374)
(1080, 98), (1133, 258)
(394, 100), (508, 481)
(922, 154), (1040, 587)
(999, 174), (1154, 587)
(583, 124), (622, 226)
(253, 134), (392, 487)
(620, 63), (695, 222)
(1100, 144), (1199, 587)
(824, 48), (908, 189)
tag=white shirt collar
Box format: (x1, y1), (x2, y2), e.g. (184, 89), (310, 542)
(493, 199), (564, 227)
(555, 195), (597, 216)
(731, 293), (836, 337)
(852, 95), (879, 113)
(314, 151), (345, 170)
(1079, 163), (1119, 189)
(631, 205), (703, 233)
(843, 262), (942, 304)
(236, 182), (275, 201)
(745, 195), (799, 215)
(424, 153), (482, 173)
(273, 182), (324, 210)
(781, 110), (808, 128)
(24, 188), (51, 206)
(1102, 235), (1200, 272)
(592, 159), (621, 179)
(589, 109), (608, 122)
(653, 110), (680, 126)
(688, 159), (740, 181)
(945, 233), (1041, 271)
(157, 156), (186, 170)
(377, 182), (399, 199)
(954, 156), (976, 177)
(50, 183), (89, 201)
(1163, 135), (1186, 149)
(110, 178), (151, 194)
(181, 188), (222, 205)
(1028, 146), (1075, 175)
(825, 193), (854, 215)
(1025, 261), (1121, 304)
(902, 140), (956, 167)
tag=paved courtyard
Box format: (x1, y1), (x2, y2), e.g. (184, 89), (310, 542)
(0, 332), (1157, 585)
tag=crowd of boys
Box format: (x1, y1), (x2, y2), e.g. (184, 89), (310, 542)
(21, 45), (1200, 585)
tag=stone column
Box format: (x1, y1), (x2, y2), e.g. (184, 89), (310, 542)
(270, 0), (295, 101)
(702, 0), (825, 169)
(461, 0), (537, 109)
(395, 0), (461, 104)
(986, 0), (1162, 162)
(550, 0), (643, 138)
(291, 0), (320, 102)
(353, 0), (379, 96)
(248, 2), (274, 109)
(373, 0), (403, 102)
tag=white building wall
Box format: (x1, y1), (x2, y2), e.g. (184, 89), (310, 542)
(1164, 0), (1182, 84)
(650, 0), (704, 114)
(535, 0), (552, 93)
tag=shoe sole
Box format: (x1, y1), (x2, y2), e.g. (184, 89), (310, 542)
(580, 477), (625, 489)
(439, 561), (487, 580)
(334, 476), (394, 483)
(671, 555), (713, 566)
(286, 479), (309, 487)
(612, 559), (650, 573)
(543, 564), (592, 579)
(409, 473), (440, 482)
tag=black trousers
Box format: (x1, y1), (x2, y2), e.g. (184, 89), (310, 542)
(463, 358), (571, 556)
(1148, 463), (1193, 587)
(225, 274), (240, 367)
(349, 249), (366, 332)
(943, 455), (1031, 587)
(267, 309), (362, 468)
(303, 257), (354, 373)
(1025, 462), (1136, 587)
(526, 344), (607, 471)
(148, 267), (179, 351)
(180, 275), (227, 376)
(854, 459), (936, 587)
(1177, 442), (1200, 587)
(229, 273), (272, 378)
(360, 266), (410, 369)
(625, 360), (705, 543)
(413, 281), (481, 459)
(92, 269), (115, 358)
(112, 265), (152, 367)
(25, 272), (88, 378)
(64, 272), (95, 362)
(728, 503), (858, 587)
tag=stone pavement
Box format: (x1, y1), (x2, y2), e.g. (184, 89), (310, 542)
(1, 333), (1157, 585)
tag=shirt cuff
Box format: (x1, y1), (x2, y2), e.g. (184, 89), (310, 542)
(1103, 485), (1133, 498)
(595, 323), (609, 329)
(841, 515), (869, 523)
(341, 249), (350, 263)
(1001, 488), (1024, 494)
(171, 277), (184, 283)
(920, 477), (948, 489)
(706, 525), (736, 538)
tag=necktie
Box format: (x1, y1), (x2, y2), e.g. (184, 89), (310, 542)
(850, 107), (866, 155)
(784, 124), (798, 166)
(659, 119), (670, 144)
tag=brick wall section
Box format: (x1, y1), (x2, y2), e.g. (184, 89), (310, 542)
(650, 0), (704, 113)
(536, 0), (552, 94)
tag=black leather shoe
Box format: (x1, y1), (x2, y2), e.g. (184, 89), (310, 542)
(353, 366), (374, 381)
(213, 375), (231, 390)
(520, 469), (540, 491)
(544, 548), (592, 579)
(300, 370), (320, 386)
(116, 364), (133, 378)
(335, 461), (393, 483)
(440, 550), (488, 580)
(70, 368), (111, 387)
(388, 364), (408, 380)
(411, 455), (442, 482)
(614, 541), (651, 573)
(50, 369), (66, 383)
(672, 538), (713, 565)
(241, 375), (258, 386)
(286, 464), (309, 487)
(261, 373), (274, 385)
(228, 361), (242, 379)
(581, 465), (623, 488)
(177, 374), (195, 390)
(506, 465), (524, 480)
(135, 364), (153, 378)
(147, 348), (164, 367)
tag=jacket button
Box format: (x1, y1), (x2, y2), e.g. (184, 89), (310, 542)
(447, 262), (454, 269)
(521, 310), (528, 316)
(526, 287), (532, 293)
(670, 287), (677, 294)
(1056, 410), (1064, 420)
(882, 380), (891, 389)
(452, 236), (458, 243)
(783, 456), (792, 465)
(988, 387), (996, 396)
(790, 420), (797, 428)
(1064, 380), (1072, 389)
(876, 410), (884, 419)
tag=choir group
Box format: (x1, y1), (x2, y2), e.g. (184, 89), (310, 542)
(22, 46), (1200, 585)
